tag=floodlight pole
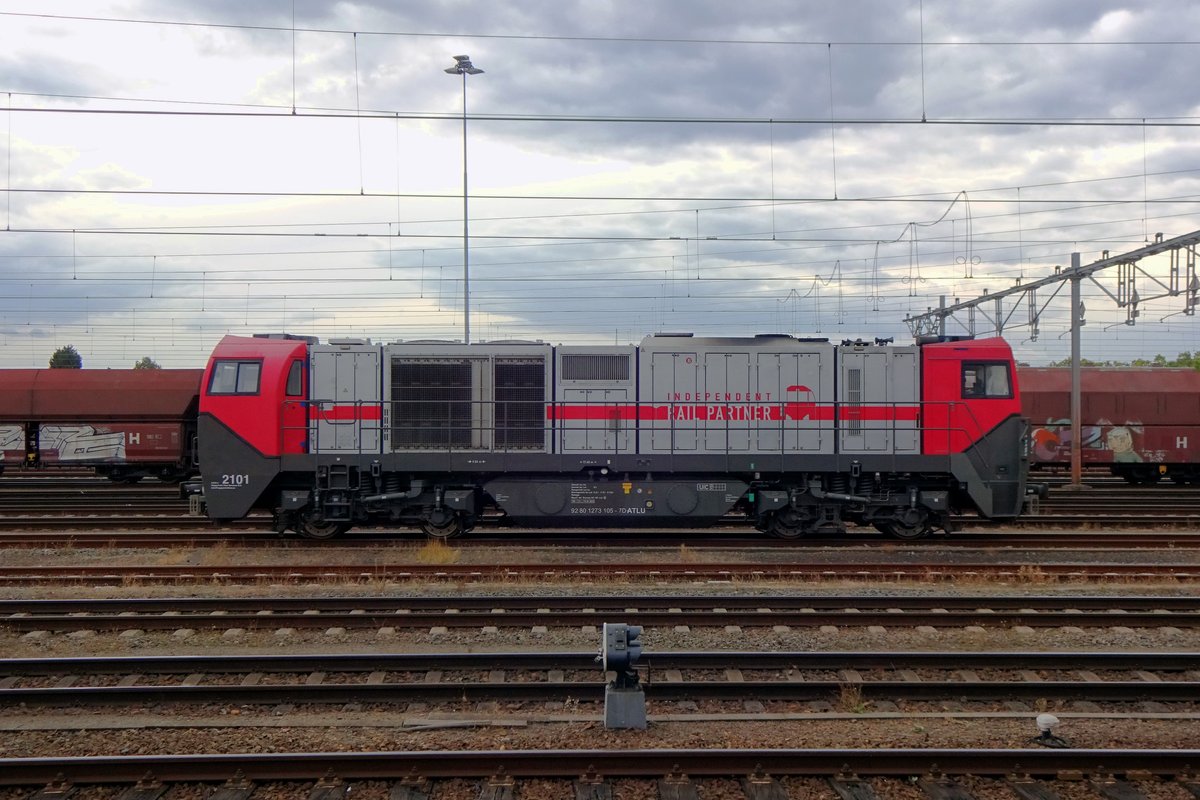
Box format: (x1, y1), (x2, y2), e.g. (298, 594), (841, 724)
(444, 55), (484, 344)
(1069, 252), (1083, 488)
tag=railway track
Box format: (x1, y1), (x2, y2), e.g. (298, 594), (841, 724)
(5, 509), (1200, 531)
(2, 748), (1199, 788)
(4, 594), (1198, 632)
(7, 476), (1200, 532)
(3, 650), (1198, 709)
(4, 528), (1200, 548)
(0, 560), (1197, 585)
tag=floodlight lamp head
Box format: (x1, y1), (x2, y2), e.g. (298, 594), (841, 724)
(445, 55), (483, 75)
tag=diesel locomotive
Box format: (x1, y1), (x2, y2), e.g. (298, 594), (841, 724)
(195, 332), (1030, 539)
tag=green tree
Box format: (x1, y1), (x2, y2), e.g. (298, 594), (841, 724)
(133, 356), (161, 370)
(1047, 357), (1112, 367)
(48, 345), (83, 369)
(1049, 352), (1200, 370)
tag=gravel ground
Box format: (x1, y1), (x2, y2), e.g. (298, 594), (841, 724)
(1, 540), (1198, 773)
(0, 778), (1186, 800)
(0, 716), (1195, 758)
(3, 535), (1200, 571)
(4, 607), (1198, 659)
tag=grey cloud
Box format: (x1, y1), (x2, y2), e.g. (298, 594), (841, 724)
(1, 52), (116, 98)
(5, 1), (1200, 364)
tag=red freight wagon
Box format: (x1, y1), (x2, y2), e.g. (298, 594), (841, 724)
(0, 369), (202, 482)
(1019, 367), (1200, 484)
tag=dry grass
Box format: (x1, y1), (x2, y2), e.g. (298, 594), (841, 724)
(151, 547), (192, 566)
(199, 540), (231, 567)
(836, 682), (868, 714)
(412, 539), (461, 565)
(1016, 564), (1052, 584)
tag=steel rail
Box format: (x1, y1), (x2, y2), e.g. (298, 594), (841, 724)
(3, 651), (1198, 707)
(7, 513), (1200, 531)
(1, 748), (1199, 784)
(4, 594), (1199, 615)
(0, 562), (1196, 584)
(9, 475), (1200, 533)
(0, 594), (1195, 614)
(3, 679), (1197, 707)
(4, 609), (1198, 631)
(5, 650), (1199, 674)
(3, 594), (1199, 632)
(6, 529), (1200, 548)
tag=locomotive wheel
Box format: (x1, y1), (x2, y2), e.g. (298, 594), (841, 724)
(767, 508), (808, 539)
(878, 517), (932, 540)
(870, 505), (935, 540)
(420, 517), (464, 539)
(420, 508), (466, 539)
(296, 517), (349, 539)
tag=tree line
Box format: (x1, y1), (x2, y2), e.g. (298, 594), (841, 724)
(1047, 352), (1200, 368)
(48, 345), (159, 370)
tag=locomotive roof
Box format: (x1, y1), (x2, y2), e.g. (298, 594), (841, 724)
(639, 333), (834, 347)
(0, 369), (203, 422)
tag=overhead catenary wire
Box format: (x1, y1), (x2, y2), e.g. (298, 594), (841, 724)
(4, 8), (1200, 367)
(6, 10), (1200, 48)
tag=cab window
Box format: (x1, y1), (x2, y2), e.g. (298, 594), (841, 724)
(209, 360), (262, 395)
(962, 362), (1012, 399)
(286, 360), (304, 397)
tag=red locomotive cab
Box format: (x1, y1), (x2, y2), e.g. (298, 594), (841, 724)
(921, 337), (1023, 455)
(200, 335), (311, 457)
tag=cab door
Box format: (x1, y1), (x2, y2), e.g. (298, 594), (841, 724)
(281, 358), (308, 454)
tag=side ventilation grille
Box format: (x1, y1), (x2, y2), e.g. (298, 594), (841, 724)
(561, 354), (631, 382)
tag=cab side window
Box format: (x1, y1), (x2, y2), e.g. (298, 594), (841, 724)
(286, 360), (304, 397)
(209, 360), (262, 395)
(962, 362), (1012, 399)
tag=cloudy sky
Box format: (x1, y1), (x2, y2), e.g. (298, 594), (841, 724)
(3, 1), (1200, 368)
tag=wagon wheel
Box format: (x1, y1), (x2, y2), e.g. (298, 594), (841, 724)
(767, 508), (809, 539)
(295, 516), (350, 540)
(1132, 467), (1161, 485)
